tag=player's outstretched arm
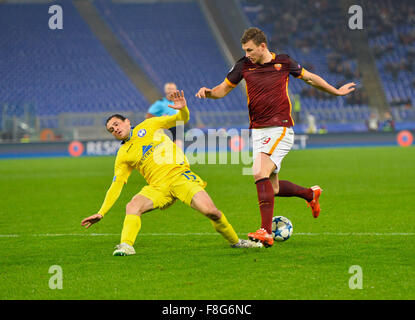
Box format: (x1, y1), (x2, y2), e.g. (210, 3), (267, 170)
(301, 69), (356, 96)
(165, 90), (190, 125)
(195, 80), (234, 99)
(81, 180), (125, 228)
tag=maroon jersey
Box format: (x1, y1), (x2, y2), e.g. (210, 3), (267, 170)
(226, 52), (304, 129)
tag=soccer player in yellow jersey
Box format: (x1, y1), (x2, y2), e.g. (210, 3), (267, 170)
(81, 90), (262, 255)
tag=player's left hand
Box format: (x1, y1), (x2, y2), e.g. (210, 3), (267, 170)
(168, 90), (187, 110)
(337, 82), (356, 96)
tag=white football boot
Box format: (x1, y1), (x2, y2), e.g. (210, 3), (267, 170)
(113, 243), (136, 256)
(231, 239), (264, 248)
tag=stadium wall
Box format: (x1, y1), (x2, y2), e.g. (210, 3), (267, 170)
(0, 131), (413, 159)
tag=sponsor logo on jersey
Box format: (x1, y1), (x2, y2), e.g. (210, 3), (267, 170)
(274, 63), (282, 71)
(142, 144), (153, 155)
(137, 129), (147, 137)
(139, 142), (164, 165)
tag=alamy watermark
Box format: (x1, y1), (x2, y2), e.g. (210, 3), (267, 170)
(348, 265), (363, 289)
(135, 124), (309, 175)
(48, 265), (63, 290)
(48, 5), (63, 30)
(348, 5), (363, 30)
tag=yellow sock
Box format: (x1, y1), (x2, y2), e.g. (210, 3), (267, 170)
(210, 212), (239, 245)
(120, 214), (141, 246)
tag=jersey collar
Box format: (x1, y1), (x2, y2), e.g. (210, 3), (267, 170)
(251, 52), (277, 66)
(121, 126), (134, 145)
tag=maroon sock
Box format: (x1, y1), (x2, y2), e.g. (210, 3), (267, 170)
(277, 180), (314, 202)
(255, 178), (274, 234)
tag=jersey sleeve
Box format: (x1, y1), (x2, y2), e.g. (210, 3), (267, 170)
(113, 156), (133, 184)
(225, 58), (244, 87)
(288, 56), (304, 78)
(147, 106), (190, 129)
(97, 180), (124, 217)
(148, 101), (162, 116)
(97, 156), (132, 217)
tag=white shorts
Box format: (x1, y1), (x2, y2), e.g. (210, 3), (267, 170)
(252, 126), (294, 173)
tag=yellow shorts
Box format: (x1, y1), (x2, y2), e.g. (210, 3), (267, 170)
(138, 169), (207, 209)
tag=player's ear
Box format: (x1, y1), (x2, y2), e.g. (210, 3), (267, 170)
(125, 118), (131, 126)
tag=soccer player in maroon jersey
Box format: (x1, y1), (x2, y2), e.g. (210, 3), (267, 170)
(196, 27), (356, 247)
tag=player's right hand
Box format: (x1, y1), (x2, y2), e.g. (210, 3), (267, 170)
(81, 214), (103, 229)
(168, 90), (187, 110)
(195, 87), (212, 99)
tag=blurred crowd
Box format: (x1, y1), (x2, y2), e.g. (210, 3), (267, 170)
(244, 0), (361, 100)
(367, 0), (415, 80)
(365, 0), (415, 38)
(247, 0), (355, 56)
(244, 0), (415, 85)
(384, 59), (414, 80)
(243, 0), (414, 127)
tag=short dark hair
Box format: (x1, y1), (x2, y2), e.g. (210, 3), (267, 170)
(105, 114), (126, 126)
(241, 27), (268, 46)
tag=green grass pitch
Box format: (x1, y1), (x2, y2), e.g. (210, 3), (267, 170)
(0, 146), (414, 300)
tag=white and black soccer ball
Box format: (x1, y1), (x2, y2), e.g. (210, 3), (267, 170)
(272, 216), (293, 242)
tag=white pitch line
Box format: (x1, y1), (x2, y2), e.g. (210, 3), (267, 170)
(0, 232), (414, 238)
(296, 232), (415, 236)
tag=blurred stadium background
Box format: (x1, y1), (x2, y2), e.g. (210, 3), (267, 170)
(0, 0), (414, 154)
(1, 0), (415, 301)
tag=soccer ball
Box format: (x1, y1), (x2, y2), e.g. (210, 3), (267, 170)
(272, 216), (293, 242)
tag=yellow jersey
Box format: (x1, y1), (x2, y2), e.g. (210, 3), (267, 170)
(97, 106), (190, 216)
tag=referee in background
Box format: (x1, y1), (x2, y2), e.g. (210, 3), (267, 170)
(146, 82), (184, 149)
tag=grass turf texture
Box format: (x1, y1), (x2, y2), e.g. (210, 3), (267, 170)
(0, 146), (414, 300)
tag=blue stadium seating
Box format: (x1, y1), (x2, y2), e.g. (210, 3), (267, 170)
(93, 0), (247, 126)
(0, 0), (148, 128)
(370, 27), (415, 119)
(2, 0), (413, 134)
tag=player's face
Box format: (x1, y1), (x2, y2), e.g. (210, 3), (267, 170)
(106, 117), (131, 140)
(242, 40), (266, 64)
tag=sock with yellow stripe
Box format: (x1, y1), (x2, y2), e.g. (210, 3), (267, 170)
(120, 214), (141, 246)
(210, 212), (239, 245)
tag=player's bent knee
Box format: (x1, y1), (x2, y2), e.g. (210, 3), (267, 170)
(126, 195), (153, 216)
(205, 211), (221, 221)
(252, 166), (268, 181)
(203, 206), (221, 220)
(125, 201), (142, 216)
(196, 202), (220, 220)
(253, 172), (269, 182)
(190, 190), (221, 220)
